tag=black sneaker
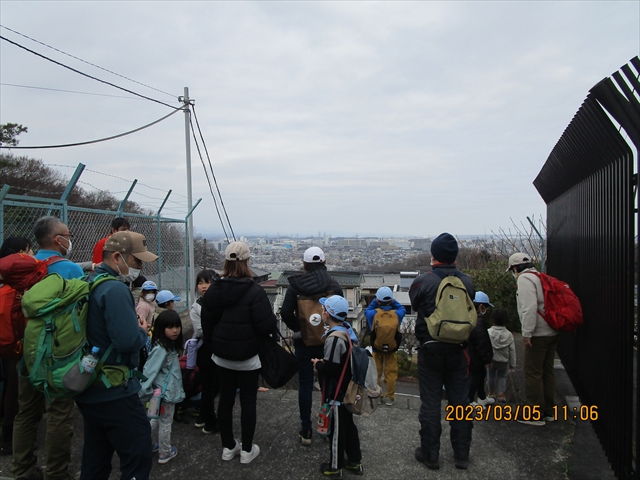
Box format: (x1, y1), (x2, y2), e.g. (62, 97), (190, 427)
(455, 457), (469, 469)
(320, 462), (343, 477)
(414, 447), (439, 470)
(345, 462), (363, 475)
(299, 429), (312, 446)
(202, 423), (220, 434)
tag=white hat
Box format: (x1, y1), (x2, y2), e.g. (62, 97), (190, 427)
(506, 252), (532, 271)
(303, 246), (325, 263)
(225, 241), (250, 261)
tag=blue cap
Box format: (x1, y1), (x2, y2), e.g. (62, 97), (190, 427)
(319, 296), (349, 320)
(376, 286), (393, 302)
(473, 291), (494, 307)
(141, 281), (157, 291)
(156, 290), (181, 304)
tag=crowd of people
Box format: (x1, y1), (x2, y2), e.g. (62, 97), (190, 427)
(0, 217), (559, 479)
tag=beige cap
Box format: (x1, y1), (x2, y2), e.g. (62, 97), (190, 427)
(506, 252), (532, 271)
(104, 231), (158, 262)
(225, 241), (250, 261)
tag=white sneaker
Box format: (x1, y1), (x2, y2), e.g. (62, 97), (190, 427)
(470, 401), (478, 407)
(517, 419), (546, 426)
(385, 398), (395, 406)
(240, 444), (260, 464)
(477, 397), (495, 407)
(544, 416), (555, 422)
(222, 440), (241, 461)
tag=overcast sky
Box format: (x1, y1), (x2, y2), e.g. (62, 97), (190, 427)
(1, 1), (638, 239)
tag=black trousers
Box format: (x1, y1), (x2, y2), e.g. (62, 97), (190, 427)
(328, 404), (361, 470)
(197, 344), (219, 426)
(217, 366), (259, 452)
(417, 346), (472, 462)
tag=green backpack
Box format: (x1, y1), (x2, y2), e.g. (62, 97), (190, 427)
(426, 271), (477, 344)
(21, 273), (138, 401)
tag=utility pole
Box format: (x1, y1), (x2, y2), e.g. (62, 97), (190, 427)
(181, 87), (196, 305)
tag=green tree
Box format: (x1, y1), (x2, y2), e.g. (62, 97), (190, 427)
(0, 123), (28, 147)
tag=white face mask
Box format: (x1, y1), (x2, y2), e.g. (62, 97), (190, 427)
(144, 293), (156, 302)
(126, 267), (141, 283)
(58, 237), (72, 257)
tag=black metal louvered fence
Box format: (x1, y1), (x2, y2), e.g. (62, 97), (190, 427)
(533, 56), (640, 480)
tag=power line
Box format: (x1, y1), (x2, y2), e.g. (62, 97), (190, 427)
(0, 106), (183, 149)
(189, 116), (232, 242)
(1, 82), (146, 100)
(0, 24), (175, 99)
(0, 34), (178, 109)
(192, 104), (236, 241)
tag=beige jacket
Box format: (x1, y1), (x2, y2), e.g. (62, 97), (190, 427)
(516, 268), (558, 338)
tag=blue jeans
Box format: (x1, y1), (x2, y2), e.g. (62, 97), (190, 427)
(76, 394), (152, 480)
(417, 346), (472, 462)
(294, 340), (324, 432)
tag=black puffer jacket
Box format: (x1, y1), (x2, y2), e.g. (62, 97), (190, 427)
(467, 314), (493, 371)
(280, 266), (343, 333)
(201, 277), (276, 361)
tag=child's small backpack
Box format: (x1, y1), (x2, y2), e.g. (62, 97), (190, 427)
(21, 273), (141, 401)
(371, 309), (401, 353)
(0, 254), (63, 360)
(523, 272), (583, 332)
(178, 354), (201, 400)
(332, 331), (382, 417)
(425, 271), (477, 343)
(296, 292), (332, 347)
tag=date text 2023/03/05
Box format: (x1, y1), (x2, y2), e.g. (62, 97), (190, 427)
(444, 404), (599, 422)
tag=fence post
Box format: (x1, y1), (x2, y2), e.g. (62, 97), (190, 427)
(0, 184), (10, 241)
(117, 180), (138, 217)
(184, 198), (202, 307)
(60, 163), (85, 224)
(156, 190), (172, 288)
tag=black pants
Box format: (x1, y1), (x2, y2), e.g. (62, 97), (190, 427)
(417, 346), (472, 462)
(217, 366), (259, 452)
(76, 394), (152, 480)
(468, 365), (488, 402)
(328, 404), (361, 470)
(197, 344), (219, 427)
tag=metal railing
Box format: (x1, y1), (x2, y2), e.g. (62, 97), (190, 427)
(533, 56), (640, 480)
(0, 163), (201, 309)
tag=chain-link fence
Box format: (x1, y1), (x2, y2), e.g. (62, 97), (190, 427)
(1, 192), (194, 310)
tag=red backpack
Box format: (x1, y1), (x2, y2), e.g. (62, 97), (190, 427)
(525, 271), (583, 332)
(0, 254), (63, 359)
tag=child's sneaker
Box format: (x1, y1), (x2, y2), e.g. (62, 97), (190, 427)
(497, 393), (507, 403)
(477, 397), (495, 407)
(202, 423), (219, 434)
(320, 462), (343, 477)
(152, 443), (159, 453)
(240, 444), (260, 464)
(158, 446), (178, 464)
(222, 440), (241, 461)
(299, 429), (312, 446)
(345, 462), (364, 475)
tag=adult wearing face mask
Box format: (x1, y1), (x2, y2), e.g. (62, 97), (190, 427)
(32, 215), (84, 279)
(507, 253), (559, 427)
(11, 217), (83, 480)
(74, 231), (158, 480)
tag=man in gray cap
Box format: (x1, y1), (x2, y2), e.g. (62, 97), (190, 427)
(507, 253), (559, 426)
(74, 231), (158, 480)
(409, 233), (475, 471)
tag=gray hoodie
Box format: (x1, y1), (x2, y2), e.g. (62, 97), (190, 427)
(487, 326), (516, 368)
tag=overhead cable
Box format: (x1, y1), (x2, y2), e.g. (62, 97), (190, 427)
(189, 116), (233, 243)
(1, 82), (146, 100)
(0, 25), (175, 98)
(192, 104), (236, 241)
(0, 106), (182, 149)
(0, 34), (177, 109)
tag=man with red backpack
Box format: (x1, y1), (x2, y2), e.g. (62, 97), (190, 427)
(507, 253), (560, 426)
(12, 216), (84, 480)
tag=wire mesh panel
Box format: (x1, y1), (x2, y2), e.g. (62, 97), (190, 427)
(1, 201), (191, 311)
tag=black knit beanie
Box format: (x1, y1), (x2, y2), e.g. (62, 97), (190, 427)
(430, 233), (458, 264)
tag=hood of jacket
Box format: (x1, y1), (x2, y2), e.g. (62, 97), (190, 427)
(488, 325), (513, 348)
(207, 277), (255, 307)
(288, 267), (335, 296)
